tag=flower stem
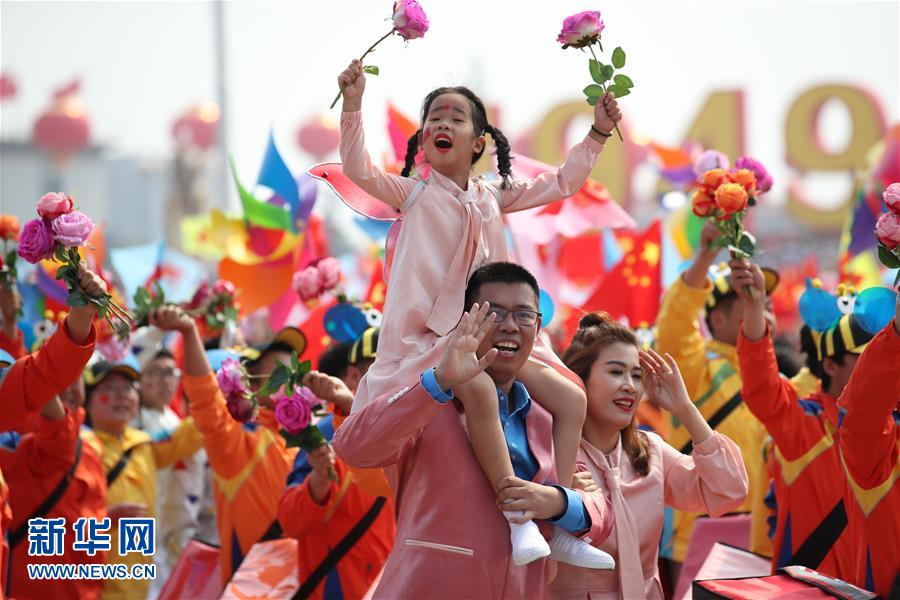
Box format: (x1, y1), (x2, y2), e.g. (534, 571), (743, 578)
(587, 46), (623, 142)
(330, 29), (396, 109)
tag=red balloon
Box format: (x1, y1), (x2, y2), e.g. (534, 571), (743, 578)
(297, 114), (340, 159)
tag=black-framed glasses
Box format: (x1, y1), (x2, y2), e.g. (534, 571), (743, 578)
(490, 307), (541, 326)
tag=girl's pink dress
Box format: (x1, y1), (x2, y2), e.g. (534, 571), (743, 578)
(548, 431), (749, 599)
(340, 111), (607, 409)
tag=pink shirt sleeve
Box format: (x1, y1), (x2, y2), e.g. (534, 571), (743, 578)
(339, 111), (418, 210)
(658, 432), (748, 517)
(332, 380), (443, 469)
(495, 135), (605, 213)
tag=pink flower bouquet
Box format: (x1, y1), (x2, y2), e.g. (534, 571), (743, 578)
(330, 0), (430, 108)
(876, 182), (900, 286)
(18, 193), (132, 330)
(273, 385), (338, 481)
(557, 9), (632, 141)
(292, 256), (344, 303)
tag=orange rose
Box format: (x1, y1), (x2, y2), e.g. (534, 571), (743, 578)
(691, 191), (716, 217)
(701, 168), (729, 193)
(729, 168), (757, 195)
(0, 215), (20, 241)
(714, 182), (749, 215)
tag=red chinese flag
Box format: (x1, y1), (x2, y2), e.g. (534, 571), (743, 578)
(564, 220), (662, 338)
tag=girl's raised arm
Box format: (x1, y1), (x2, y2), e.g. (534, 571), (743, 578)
(338, 59), (416, 209)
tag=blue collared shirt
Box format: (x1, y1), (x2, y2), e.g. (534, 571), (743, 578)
(421, 369), (590, 533)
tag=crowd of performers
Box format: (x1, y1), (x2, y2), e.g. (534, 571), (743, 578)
(0, 60), (897, 600)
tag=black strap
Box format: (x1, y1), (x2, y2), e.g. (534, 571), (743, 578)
(788, 498), (848, 569)
(259, 518), (283, 542)
(681, 391), (743, 454)
(9, 438), (83, 548)
(292, 497), (387, 600)
(106, 445), (137, 487)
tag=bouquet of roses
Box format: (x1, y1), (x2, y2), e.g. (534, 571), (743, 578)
(330, 0), (429, 108)
(0, 215), (20, 289)
(17, 193), (133, 330)
(215, 351), (338, 480)
(691, 153), (773, 260)
(292, 256), (343, 303)
(875, 182), (900, 286)
(557, 10), (632, 141)
(186, 279), (240, 338)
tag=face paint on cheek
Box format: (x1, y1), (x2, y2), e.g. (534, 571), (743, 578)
(422, 129), (432, 143)
(98, 394), (109, 405)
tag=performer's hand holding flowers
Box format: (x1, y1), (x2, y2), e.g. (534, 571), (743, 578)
(18, 193), (133, 331)
(875, 182), (900, 286)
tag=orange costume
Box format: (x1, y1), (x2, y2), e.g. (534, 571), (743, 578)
(0, 321), (96, 598)
(278, 416), (394, 600)
(0, 329), (27, 361)
(836, 323), (900, 597)
(737, 330), (857, 581)
(2, 408), (107, 600)
(181, 373), (298, 584)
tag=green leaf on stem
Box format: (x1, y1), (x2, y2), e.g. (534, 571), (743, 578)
(710, 236), (732, 250)
(589, 59), (605, 84)
(601, 64), (614, 83)
(613, 74), (634, 88)
(738, 232), (757, 257)
(291, 351), (300, 372)
(877, 243), (900, 269)
(363, 65), (380, 76)
(67, 291), (88, 308)
(583, 84), (604, 98)
(585, 95), (599, 106)
(54, 245), (68, 263)
(55, 265), (74, 281)
(281, 423), (328, 451)
(607, 84), (630, 98)
(259, 364), (292, 397)
(611, 47), (626, 69)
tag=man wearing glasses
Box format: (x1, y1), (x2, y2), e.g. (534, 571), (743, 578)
(333, 262), (610, 599)
(134, 349), (208, 598)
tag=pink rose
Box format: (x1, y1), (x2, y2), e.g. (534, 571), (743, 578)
(883, 182), (900, 215)
(51, 211), (94, 248)
(216, 358), (247, 395)
(317, 257), (342, 290)
(17, 218), (56, 264)
(212, 279), (236, 297)
(875, 211), (900, 250)
(189, 281), (211, 309)
(37, 192), (74, 220)
(735, 155), (773, 193)
(296, 386), (321, 408)
(293, 266), (323, 302)
(557, 11), (604, 49)
(226, 393), (257, 423)
(274, 387), (313, 434)
(693, 150), (730, 179)
(392, 0), (429, 40)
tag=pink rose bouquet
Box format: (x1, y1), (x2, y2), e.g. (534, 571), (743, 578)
(329, 0), (430, 108)
(215, 358), (258, 423)
(184, 279), (240, 338)
(876, 182), (900, 285)
(273, 385), (338, 481)
(18, 192), (132, 331)
(292, 257), (344, 303)
(558, 9), (632, 141)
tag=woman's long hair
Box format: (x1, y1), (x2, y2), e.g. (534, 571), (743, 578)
(561, 312), (650, 475)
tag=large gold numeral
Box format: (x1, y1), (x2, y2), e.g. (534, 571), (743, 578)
(785, 85), (885, 230)
(531, 101), (633, 212)
(682, 91), (745, 162)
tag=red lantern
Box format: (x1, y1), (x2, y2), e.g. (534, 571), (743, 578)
(296, 114), (340, 160)
(32, 80), (90, 159)
(172, 102), (219, 150)
(0, 73), (16, 101)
